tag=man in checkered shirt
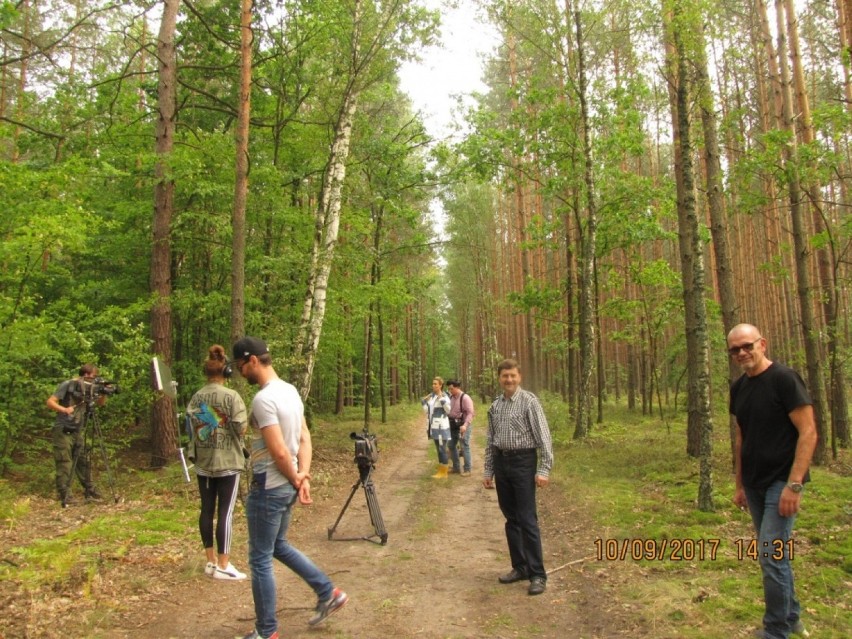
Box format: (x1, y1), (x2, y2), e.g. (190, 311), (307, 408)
(483, 358), (554, 596)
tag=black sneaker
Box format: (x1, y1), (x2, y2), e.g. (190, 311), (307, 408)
(308, 588), (348, 626)
(85, 488), (103, 502)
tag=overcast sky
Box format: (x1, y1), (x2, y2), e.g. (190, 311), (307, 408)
(397, 1), (499, 141)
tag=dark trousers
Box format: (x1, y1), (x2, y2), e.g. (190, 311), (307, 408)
(197, 473), (240, 555)
(494, 448), (545, 580)
(52, 424), (92, 495)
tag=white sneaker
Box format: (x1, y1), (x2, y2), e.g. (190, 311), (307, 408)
(205, 561), (216, 577)
(214, 562), (247, 580)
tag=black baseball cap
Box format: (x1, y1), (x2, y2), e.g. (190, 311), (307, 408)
(232, 336), (269, 361)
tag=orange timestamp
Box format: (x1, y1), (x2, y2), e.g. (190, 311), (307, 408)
(594, 537), (721, 561)
(734, 538), (795, 561)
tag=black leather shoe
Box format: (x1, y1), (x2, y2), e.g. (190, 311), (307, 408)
(528, 577), (547, 595)
(498, 569), (528, 584)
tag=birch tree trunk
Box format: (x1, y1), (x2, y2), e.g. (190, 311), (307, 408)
(294, 0), (364, 399)
(150, 0), (180, 469)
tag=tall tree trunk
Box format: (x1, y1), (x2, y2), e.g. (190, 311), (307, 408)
(696, 20), (738, 468)
(666, 0), (715, 510)
(231, 0), (252, 348)
(663, 9), (698, 457)
(150, 0), (180, 469)
(786, 0), (848, 453)
(572, 9), (596, 441)
(10, 0), (31, 162)
(774, 0), (828, 463)
(294, 1), (363, 399)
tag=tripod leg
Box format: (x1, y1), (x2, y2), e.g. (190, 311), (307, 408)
(327, 479), (363, 540)
(362, 478), (388, 544)
(62, 411), (89, 508)
(90, 410), (119, 503)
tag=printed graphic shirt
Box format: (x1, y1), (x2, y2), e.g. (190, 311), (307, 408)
(186, 382), (247, 477)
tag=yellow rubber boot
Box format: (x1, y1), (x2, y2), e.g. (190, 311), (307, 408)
(431, 463), (449, 479)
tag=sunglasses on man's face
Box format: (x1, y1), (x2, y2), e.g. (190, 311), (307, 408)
(727, 338), (762, 356)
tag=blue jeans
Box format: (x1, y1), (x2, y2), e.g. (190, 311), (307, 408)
(246, 478), (333, 637)
(449, 427), (472, 472)
(744, 480), (800, 639)
(433, 438), (449, 464)
(494, 448), (545, 580)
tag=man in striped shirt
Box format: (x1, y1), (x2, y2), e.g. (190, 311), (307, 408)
(483, 359), (554, 596)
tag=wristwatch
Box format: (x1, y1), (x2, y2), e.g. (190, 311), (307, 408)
(786, 482), (804, 493)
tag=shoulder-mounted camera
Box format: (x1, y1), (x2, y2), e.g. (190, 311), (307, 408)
(80, 377), (120, 399)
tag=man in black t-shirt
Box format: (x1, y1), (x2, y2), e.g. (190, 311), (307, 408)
(728, 324), (817, 639)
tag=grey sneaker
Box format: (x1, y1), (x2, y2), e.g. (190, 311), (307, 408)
(791, 620), (809, 638)
(240, 630), (278, 639)
(308, 588), (348, 626)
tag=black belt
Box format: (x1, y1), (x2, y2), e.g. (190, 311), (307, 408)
(494, 447), (535, 457)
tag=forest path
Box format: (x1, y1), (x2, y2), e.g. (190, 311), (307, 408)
(9, 413), (645, 639)
(130, 413), (643, 639)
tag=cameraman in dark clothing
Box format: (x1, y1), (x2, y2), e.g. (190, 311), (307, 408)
(46, 364), (104, 505)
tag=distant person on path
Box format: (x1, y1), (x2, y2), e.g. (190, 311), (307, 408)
(186, 344), (248, 581)
(233, 336), (348, 639)
(46, 363), (104, 505)
(422, 376), (452, 479)
(728, 323), (817, 639)
(446, 380), (475, 476)
(483, 359), (553, 596)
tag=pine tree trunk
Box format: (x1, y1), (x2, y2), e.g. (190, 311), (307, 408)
(775, 0), (828, 463)
(150, 0), (180, 469)
(231, 0), (252, 348)
(695, 20), (738, 469)
(572, 9), (596, 441)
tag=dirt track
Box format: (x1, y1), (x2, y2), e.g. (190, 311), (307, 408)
(4, 413), (644, 639)
(113, 414), (640, 639)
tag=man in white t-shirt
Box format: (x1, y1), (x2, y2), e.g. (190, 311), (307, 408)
(232, 336), (348, 639)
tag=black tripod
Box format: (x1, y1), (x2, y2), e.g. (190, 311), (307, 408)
(327, 459), (388, 545)
(63, 397), (118, 507)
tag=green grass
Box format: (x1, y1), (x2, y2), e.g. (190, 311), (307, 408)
(1, 403), (420, 599)
(544, 399), (852, 639)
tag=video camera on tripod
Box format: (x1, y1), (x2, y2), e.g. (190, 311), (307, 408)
(351, 430), (379, 469)
(60, 378), (119, 434)
(328, 428), (387, 545)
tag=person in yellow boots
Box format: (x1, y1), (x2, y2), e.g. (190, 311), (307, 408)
(422, 377), (452, 478)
